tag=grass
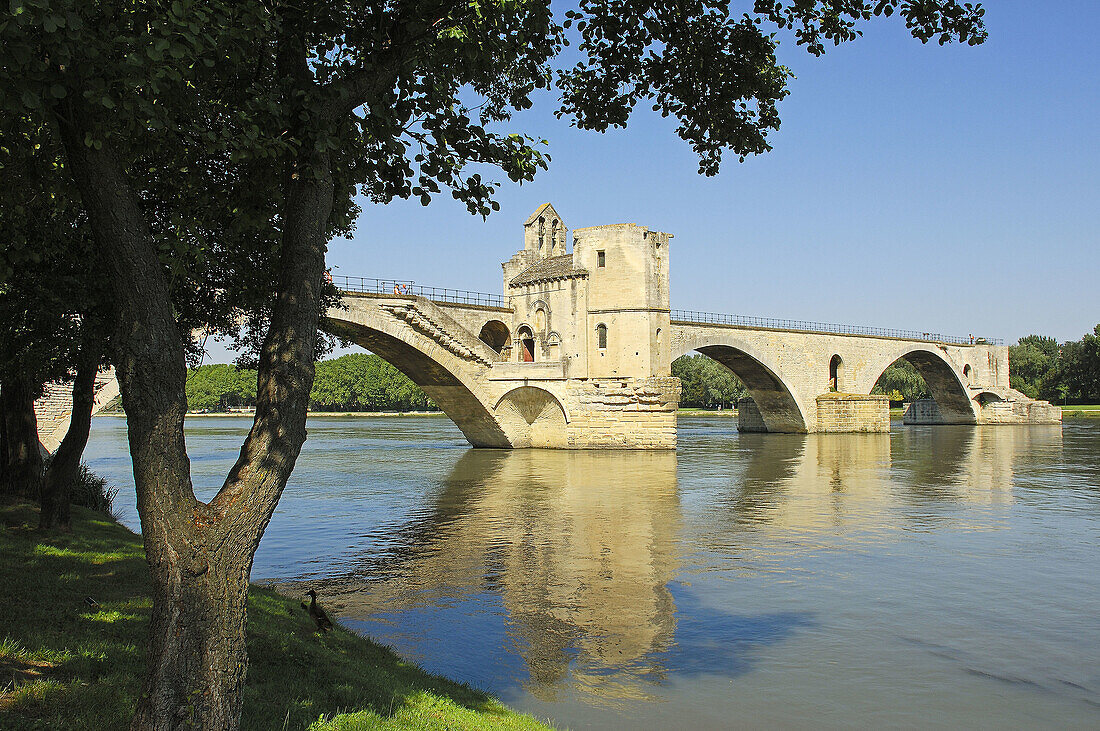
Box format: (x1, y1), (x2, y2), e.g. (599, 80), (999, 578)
(677, 407), (737, 415)
(0, 498), (552, 731)
(1061, 404), (1100, 419)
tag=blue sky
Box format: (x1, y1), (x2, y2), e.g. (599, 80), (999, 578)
(218, 1), (1099, 363)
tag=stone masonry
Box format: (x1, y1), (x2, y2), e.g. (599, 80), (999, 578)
(43, 204), (1060, 450)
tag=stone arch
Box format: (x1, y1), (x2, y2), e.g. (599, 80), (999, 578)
(864, 347), (976, 424)
(494, 386), (569, 448)
(974, 391), (1003, 406)
(673, 338), (808, 433)
(478, 320), (511, 353)
(324, 305), (513, 447)
(532, 299), (551, 338)
(547, 331), (562, 360)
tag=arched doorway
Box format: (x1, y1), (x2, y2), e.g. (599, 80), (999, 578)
(829, 354), (843, 392)
(518, 326), (536, 362)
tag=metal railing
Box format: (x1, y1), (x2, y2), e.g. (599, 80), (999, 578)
(331, 275), (1001, 345)
(333, 275), (507, 308)
(670, 309), (1002, 345)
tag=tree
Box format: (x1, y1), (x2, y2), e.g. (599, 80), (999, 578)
(0, 113), (110, 528)
(1059, 325), (1100, 403)
(1, 1), (988, 727)
(1008, 339), (1055, 399)
(872, 360), (930, 403)
(673, 354), (746, 408)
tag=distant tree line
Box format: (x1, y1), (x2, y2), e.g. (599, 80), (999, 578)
(1009, 326), (1100, 404)
(186, 354), (434, 413)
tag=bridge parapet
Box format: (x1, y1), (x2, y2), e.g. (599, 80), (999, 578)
(671, 309), (1002, 346)
(334, 275), (506, 309)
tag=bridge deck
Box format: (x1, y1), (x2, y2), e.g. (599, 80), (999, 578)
(333, 276), (999, 346)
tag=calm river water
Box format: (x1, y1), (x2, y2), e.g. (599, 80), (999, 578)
(84, 415), (1100, 729)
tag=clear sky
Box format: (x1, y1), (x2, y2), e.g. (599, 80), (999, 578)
(214, 1), (1099, 363)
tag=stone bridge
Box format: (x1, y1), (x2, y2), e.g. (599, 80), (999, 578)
(37, 204), (1059, 451)
(324, 292), (678, 449)
(319, 289), (1058, 449)
(668, 319), (1050, 434)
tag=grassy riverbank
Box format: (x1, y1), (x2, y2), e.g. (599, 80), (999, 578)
(1061, 404), (1100, 419)
(0, 499), (550, 730)
(677, 407), (737, 416)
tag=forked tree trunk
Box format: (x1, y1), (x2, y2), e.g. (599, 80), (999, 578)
(56, 88), (332, 728)
(0, 376), (43, 499)
(40, 339), (101, 529)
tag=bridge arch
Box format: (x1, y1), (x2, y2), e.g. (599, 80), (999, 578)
(859, 346), (977, 424)
(672, 338), (809, 433)
(494, 386), (569, 448)
(324, 300), (514, 447)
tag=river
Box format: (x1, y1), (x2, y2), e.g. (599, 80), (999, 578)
(84, 415), (1100, 729)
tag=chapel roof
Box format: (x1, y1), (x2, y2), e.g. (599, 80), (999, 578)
(524, 202), (563, 226)
(509, 254), (588, 287)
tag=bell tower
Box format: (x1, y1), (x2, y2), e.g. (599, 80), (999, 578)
(522, 203), (567, 261)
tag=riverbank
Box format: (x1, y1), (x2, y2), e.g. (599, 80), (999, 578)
(0, 498), (550, 730)
(1062, 404), (1100, 419)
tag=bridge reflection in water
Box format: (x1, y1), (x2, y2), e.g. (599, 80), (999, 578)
(298, 421), (1064, 711)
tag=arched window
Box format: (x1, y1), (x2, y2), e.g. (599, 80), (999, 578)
(596, 323), (608, 350)
(963, 364), (972, 382)
(534, 304), (548, 334)
(551, 219), (560, 254)
(547, 332), (561, 361)
(537, 216), (545, 255)
(655, 327), (662, 356)
(518, 326), (536, 362)
(829, 354), (842, 392)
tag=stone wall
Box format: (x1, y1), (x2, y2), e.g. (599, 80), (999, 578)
(737, 398), (768, 432)
(562, 376), (680, 449)
(977, 396), (1062, 425)
(903, 399), (942, 424)
(815, 393), (890, 433)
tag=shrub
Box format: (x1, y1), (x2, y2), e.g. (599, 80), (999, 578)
(70, 464), (119, 518)
(42, 457), (119, 519)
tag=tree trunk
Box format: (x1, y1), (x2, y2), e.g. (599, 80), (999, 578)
(0, 376), (43, 499)
(131, 542), (252, 729)
(56, 84), (332, 727)
(0, 387), (8, 487)
(39, 338), (101, 529)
